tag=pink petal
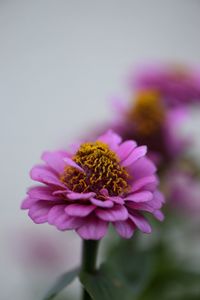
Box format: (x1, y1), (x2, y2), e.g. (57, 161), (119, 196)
(48, 205), (66, 225)
(130, 175), (158, 192)
(97, 130), (122, 151)
(21, 196), (37, 209)
(28, 202), (52, 224)
(63, 157), (84, 172)
(55, 214), (85, 230)
(65, 204), (95, 217)
(28, 186), (58, 201)
(126, 199), (162, 213)
(90, 198), (114, 208)
(76, 217), (108, 240)
(153, 210), (164, 221)
(30, 165), (66, 188)
(99, 188), (109, 197)
(67, 192), (96, 200)
(127, 191), (164, 213)
(42, 151), (68, 174)
(117, 140), (137, 161)
(125, 191), (153, 203)
(95, 205), (128, 222)
(113, 220), (136, 239)
(153, 190), (165, 205)
(53, 190), (68, 196)
(129, 213), (151, 233)
(68, 142), (82, 154)
(129, 157), (156, 180)
(107, 196), (124, 205)
(121, 146), (147, 167)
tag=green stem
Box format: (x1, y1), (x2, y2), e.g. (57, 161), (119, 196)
(81, 240), (99, 300)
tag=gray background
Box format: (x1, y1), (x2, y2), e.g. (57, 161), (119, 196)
(0, 1), (200, 299)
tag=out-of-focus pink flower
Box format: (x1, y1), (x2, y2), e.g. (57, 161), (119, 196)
(165, 167), (200, 215)
(21, 130), (164, 240)
(13, 230), (67, 270)
(111, 91), (188, 165)
(130, 63), (200, 107)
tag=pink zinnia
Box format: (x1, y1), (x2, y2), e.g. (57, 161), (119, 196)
(21, 130), (164, 240)
(111, 91), (188, 165)
(131, 63), (200, 107)
(165, 167), (200, 216)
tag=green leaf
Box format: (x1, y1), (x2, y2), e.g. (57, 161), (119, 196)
(105, 238), (156, 296)
(42, 267), (80, 300)
(139, 269), (200, 300)
(138, 251), (200, 300)
(80, 264), (134, 300)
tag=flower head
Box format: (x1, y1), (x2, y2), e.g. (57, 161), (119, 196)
(21, 130), (164, 240)
(165, 165), (200, 216)
(131, 63), (200, 107)
(112, 91), (188, 165)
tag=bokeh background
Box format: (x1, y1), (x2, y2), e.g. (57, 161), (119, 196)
(1, 1), (200, 299)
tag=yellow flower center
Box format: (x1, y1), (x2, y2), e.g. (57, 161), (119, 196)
(129, 90), (165, 136)
(60, 141), (129, 197)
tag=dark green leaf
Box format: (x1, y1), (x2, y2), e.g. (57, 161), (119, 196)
(105, 238), (156, 296)
(138, 266), (200, 300)
(42, 267), (80, 300)
(80, 263), (134, 300)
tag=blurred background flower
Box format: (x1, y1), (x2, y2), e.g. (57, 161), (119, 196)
(131, 63), (200, 107)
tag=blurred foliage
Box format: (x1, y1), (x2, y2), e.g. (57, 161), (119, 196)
(104, 233), (200, 300)
(80, 264), (133, 300)
(42, 267), (80, 300)
(42, 224), (200, 300)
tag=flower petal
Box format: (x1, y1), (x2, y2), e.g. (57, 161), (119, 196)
(107, 196), (124, 205)
(129, 213), (151, 233)
(55, 214), (85, 230)
(65, 204), (95, 217)
(117, 140), (137, 161)
(121, 146), (147, 167)
(95, 205), (128, 222)
(67, 192), (96, 200)
(90, 198), (114, 208)
(153, 210), (164, 221)
(97, 130), (122, 151)
(76, 217), (108, 240)
(69, 142), (82, 154)
(153, 190), (165, 205)
(30, 165), (66, 188)
(27, 186), (58, 201)
(21, 196), (37, 209)
(113, 220), (136, 238)
(127, 190), (164, 214)
(41, 151), (68, 174)
(63, 157), (84, 172)
(48, 205), (66, 225)
(125, 191), (153, 203)
(127, 200), (157, 213)
(130, 175), (158, 192)
(129, 157), (156, 180)
(28, 202), (52, 224)
(99, 188), (109, 197)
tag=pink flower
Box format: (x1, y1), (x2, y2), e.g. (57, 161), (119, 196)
(111, 91), (188, 165)
(130, 63), (200, 107)
(21, 130), (164, 240)
(13, 229), (67, 270)
(165, 167), (200, 216)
